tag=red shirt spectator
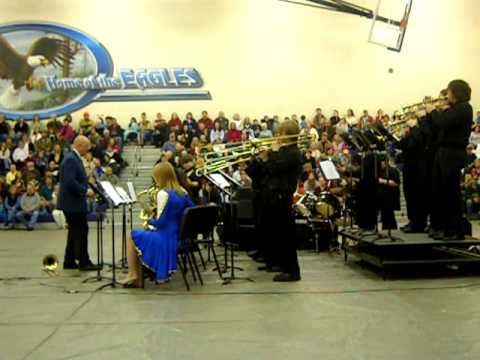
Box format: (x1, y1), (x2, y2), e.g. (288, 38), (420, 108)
(198, 111), (214, 130)
(226, 123), (242, 142)
(168, 113), (182, 130)
(59, 120), (75, 142)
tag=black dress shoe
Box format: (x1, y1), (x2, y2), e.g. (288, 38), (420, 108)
(79, 264), (102, 271)
(273, 273), (301, 282)
(266, 266), (282, 273)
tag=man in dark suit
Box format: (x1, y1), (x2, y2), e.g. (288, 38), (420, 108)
(58, 135), (99, 270)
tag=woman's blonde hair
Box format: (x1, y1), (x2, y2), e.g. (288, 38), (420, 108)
(152, 162), (186, 195)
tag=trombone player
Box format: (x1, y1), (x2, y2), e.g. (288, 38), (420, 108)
(255, 120), (303, 282)
(425, 80), (473, 240)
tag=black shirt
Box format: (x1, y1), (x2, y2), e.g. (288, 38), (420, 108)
(265, 145), (303, 194)
(429, 101), (473, 149)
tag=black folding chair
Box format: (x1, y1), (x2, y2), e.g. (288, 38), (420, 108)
(177, 205), (223, 291)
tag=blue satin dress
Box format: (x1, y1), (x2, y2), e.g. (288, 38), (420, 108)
(131, 189), (194, 281)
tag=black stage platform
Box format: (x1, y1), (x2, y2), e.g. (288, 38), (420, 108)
(340, 229), (480, 279)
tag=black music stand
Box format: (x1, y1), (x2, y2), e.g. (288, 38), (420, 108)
(83, 182), (108, 284)
(95, 181), (126, 290)
(114, 185), (134, 270)
(204, 173), (253, 284)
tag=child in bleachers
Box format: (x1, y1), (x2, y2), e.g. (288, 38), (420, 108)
(4, 185), (20, 229)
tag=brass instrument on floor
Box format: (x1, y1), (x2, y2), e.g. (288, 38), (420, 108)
(137, 184), (159, 227)
(42, 254), (59, 275)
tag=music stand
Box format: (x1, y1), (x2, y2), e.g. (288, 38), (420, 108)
(83, 181), (108, 284)
(115, 186), (134, 269)
(95, 181), (125, 290)
(204, 172), (253, 284)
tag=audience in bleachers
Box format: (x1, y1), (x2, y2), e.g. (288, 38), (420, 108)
(0, 106), (479, 228)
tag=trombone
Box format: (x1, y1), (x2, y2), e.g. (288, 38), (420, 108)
(195, 134), (311, 176)
(388, 95), (449, 135)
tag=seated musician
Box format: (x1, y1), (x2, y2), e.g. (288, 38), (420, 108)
(121, 162), (194, 288)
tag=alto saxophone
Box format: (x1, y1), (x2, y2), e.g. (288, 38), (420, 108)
(137, 184), (159, 228)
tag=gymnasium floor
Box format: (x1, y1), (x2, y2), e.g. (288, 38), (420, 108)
(1, 226), (480, 360)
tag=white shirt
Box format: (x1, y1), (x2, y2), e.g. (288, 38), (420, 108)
(156, 190), (169, 219)
(12, 147), (28, 162)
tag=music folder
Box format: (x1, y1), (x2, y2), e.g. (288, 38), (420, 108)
(319, 160), (341, 181)
(115, 186), (133, 204)
(100, 181), (124, 207)
(126, 181), (137, 202)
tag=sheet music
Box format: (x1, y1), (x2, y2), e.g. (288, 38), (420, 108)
(320, 160), (341, 180)
(209, 173), (231, 189)
(100, 181), (124, 206)
(115, 186), (133, 204)
(126, 182), (137, 202)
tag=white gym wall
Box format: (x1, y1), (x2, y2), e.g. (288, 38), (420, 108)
(1, 0), (478, 124)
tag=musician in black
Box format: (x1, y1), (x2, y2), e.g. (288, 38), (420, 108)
(376, 155), (400, 230)
(399, 116), (429, 232)
(262, 120), (303, 281)
(426, 80), (473, 240)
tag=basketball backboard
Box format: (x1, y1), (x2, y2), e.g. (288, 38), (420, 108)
(368, 0), (413, 52)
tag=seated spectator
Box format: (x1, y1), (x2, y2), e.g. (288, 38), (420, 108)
(51, 184), (66, 229)
(23, 160), (40, 186)
(139, 112), (152, 144)
(39, 175), (56, 211)
(3, 184), (20, 229)
(463, 174), (480, 217)
(346, 109), (357, 127)
(47, 160), (60, 181)
(470, 126), (480, 146)
(259, 123), (272, 138)
(476, 111), (480, 126)
(226, 122), (242, 142)
(79, 112), (95, 136)
(304, 172), (320, 193)
(299, 115), (309, 130)
(59, 117), (75, 143)
(198, 180), (221, 205)
(360, 110), (374, 126)
(0, 141), (11, 173)
(95, 115), (107, 134)
(162, 132), (177, 153)
(6, 164), (21, 186)
(47, 115), (62, 133)
(0, 114), (11, 142)
(34, 149), (49, 176)
(12, 139), (29, 166)
(330, 110), (341, 126)
(92, 158), (104, 180)
(100, 166), (120, 185)
(14, 117), (29, 140)
(168, 112), (182, 131)
(16, 183), (42, 230)
(214, 111), (229, 130)
(198, 110), (214, 130)
(317, 132), (333, 154)
(466, 144), (477, 167)
(49, 143), (64, 169)
(335, 117), (349, 134)
(233, 167), (252, 187)
(152, 113), (170, 148)
(124, 117), (140, 143)
(210, 121), (225, 143)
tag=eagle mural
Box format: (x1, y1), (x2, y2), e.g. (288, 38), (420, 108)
(0, 34), (74, 109)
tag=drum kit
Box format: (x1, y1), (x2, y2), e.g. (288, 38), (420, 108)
(295, 191), (341, 220)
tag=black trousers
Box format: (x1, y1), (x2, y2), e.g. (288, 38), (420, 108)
(263, 191), (300, 275)
(403, 164), (428, 229)
(431, 148), (465, 235)
(64, 211), (90, 265)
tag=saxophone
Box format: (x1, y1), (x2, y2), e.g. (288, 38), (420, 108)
(137, 184), (159, 228)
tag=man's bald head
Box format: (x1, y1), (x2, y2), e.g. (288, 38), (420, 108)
(73, 135), (91, 156)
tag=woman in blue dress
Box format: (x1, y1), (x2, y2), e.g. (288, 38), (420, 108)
(121, 162), (194, 288)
